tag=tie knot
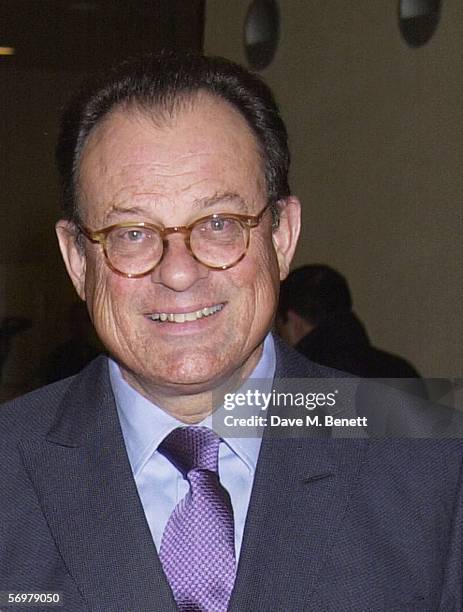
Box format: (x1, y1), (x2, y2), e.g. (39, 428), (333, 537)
(158, 426), (220, 475)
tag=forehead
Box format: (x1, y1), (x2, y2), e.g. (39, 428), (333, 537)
(77, 93), (266, 222)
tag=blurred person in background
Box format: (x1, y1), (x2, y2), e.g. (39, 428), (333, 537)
(277, 264), (427, 397)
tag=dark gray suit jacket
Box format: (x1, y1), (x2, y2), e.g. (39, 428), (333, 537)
(1, 340), (462, 611)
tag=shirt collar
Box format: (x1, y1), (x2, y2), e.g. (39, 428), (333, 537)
(110, 333), (276, 476)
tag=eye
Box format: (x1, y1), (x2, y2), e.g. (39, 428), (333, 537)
(112, 227), (153, 244)
(199, 217), (237, 233)
(210, 218), (228, 231)
(193, 216), (244, 246)
(125, 229), (145, 242)
(195, 217), (228, 234)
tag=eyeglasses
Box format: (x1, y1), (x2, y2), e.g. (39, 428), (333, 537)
(78, 203), (271, 278)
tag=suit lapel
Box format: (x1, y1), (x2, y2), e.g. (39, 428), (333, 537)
(230, 338), (369, 610)
(230, 435), (368, 610)
(18, 358), (177, 612)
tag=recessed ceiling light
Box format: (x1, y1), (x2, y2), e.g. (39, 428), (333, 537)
(0, 47), (15, 56)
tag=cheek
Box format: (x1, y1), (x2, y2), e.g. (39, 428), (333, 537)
(84, 255), (129, 330)
(227, 234), (280, 318)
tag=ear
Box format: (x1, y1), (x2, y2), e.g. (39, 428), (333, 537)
(272, 196), (301, 280)
(285, 309), (314, 345)
(55, 220), (87, 301)
(288, 308), (314, 335)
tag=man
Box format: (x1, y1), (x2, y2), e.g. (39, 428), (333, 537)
(1, 53), (462, 611)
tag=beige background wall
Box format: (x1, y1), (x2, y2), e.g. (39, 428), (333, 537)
(205, 0), (463, 377)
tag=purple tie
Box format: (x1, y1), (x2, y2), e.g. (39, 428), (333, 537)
(158, 427), (236, 612)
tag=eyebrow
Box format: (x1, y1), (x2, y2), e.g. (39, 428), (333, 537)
(104, 204), (152, 223)
(103, 191), (250, 224)
(192, 192), (250, 213)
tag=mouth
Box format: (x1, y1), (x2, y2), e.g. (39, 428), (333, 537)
(147, 303), (225, 323)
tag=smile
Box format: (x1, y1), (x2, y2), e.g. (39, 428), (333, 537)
(148, 303), (225, 323)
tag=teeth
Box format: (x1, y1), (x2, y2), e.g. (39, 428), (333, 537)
(149, 303), (224, 323)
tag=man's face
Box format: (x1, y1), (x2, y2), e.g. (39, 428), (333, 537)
(57, 94), (300, 402)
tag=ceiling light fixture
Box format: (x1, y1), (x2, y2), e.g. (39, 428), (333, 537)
(0, 47), (15, 56)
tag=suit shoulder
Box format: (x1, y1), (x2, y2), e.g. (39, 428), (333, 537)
(0, 355), (108, 440)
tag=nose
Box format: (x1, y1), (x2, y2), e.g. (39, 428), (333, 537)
(151, 233), (209, 291)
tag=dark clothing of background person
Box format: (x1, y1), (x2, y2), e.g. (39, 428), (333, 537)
(296, 310), (419, 378)
(295, 309), (427, 398)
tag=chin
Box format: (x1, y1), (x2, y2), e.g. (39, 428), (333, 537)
(145, 351), (246, 393)
(160, 351), (232, 386)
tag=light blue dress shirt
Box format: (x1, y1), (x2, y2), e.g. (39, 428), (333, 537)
(109, 333), (276, 559)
